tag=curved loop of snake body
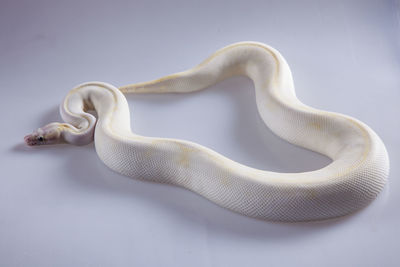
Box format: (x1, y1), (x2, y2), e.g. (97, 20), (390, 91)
(25, 42), (389, 222)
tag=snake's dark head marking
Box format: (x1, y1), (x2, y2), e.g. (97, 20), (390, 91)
(24, 123), (63, 146)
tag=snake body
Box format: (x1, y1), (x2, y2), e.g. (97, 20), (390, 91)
(25, 42), (389, 221)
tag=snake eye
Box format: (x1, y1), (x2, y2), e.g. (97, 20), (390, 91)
(37, 136), (44, 142)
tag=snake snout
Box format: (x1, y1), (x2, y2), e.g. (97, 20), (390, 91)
(24, 134), (39, 146)
(24, 133), (45, 146)
(24, 123), (63, 146)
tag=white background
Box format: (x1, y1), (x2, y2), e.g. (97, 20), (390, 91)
(1, 0), (399, 266)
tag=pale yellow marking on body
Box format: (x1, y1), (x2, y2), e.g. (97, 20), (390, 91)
(309, 122), (322, 131)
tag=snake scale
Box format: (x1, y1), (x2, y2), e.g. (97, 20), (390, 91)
(25, 42), (389, 222)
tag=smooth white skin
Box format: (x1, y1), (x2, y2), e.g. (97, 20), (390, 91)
(25, 42), (389, 222)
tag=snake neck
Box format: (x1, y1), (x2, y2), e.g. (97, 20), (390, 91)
(60, 82), (131, 145)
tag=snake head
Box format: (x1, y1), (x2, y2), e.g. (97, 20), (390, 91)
(24, 123), (63, 146)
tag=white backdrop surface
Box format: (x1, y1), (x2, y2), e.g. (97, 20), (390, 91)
(1, 0), (399, 266)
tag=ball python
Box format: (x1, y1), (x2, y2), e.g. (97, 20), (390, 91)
(24, 42), (389, 222)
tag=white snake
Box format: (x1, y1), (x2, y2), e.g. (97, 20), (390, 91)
(25, 42), (389, 222)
